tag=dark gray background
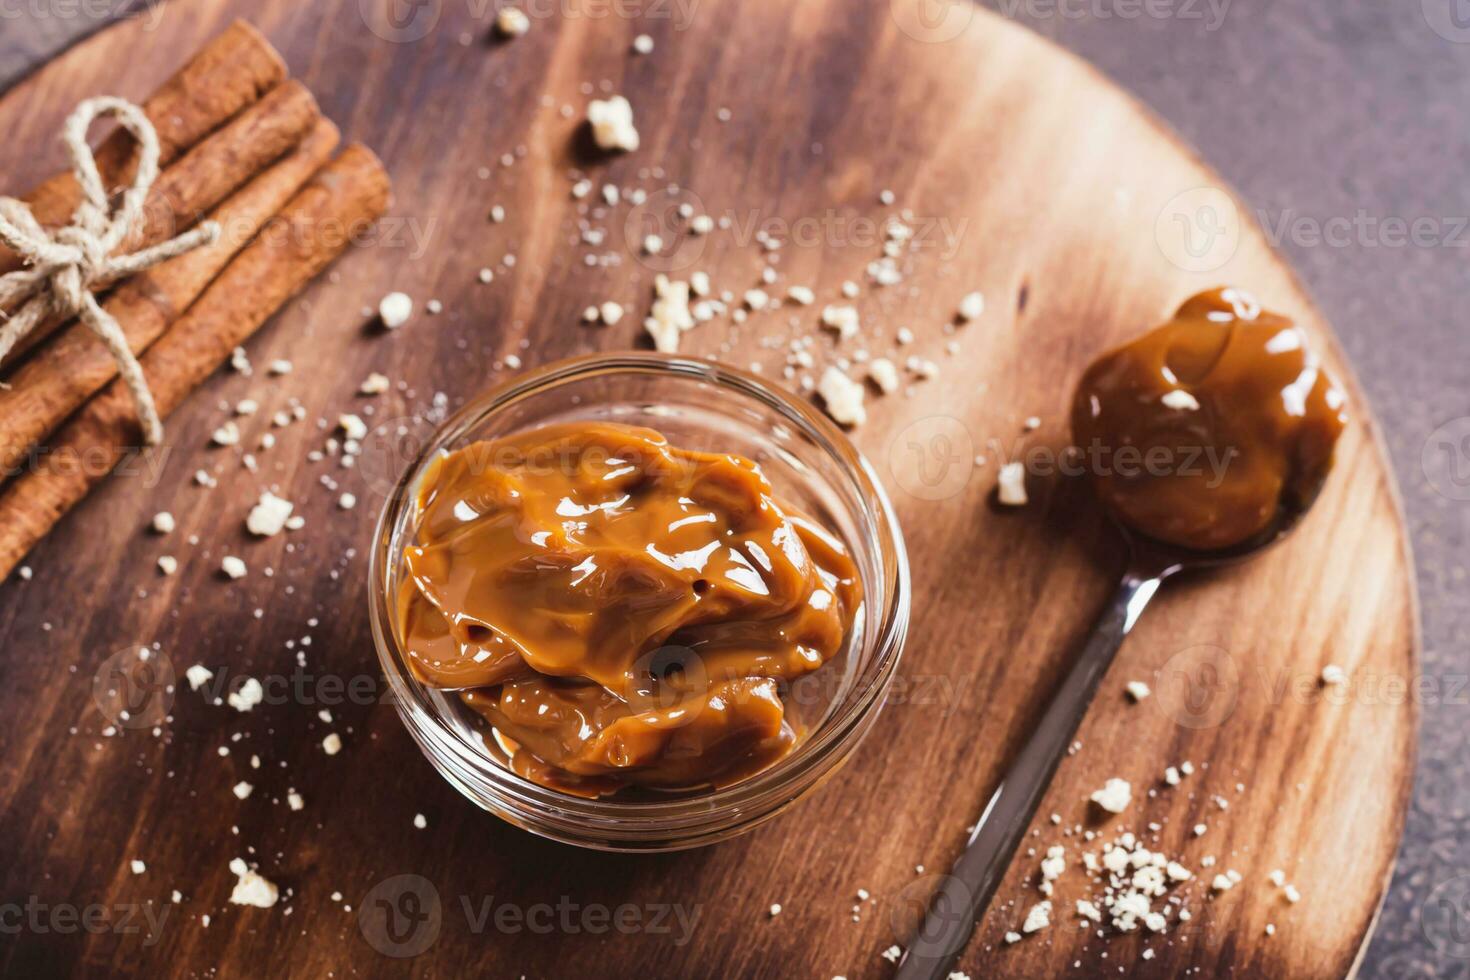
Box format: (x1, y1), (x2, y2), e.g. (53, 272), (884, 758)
(1, 1), (1465, 976)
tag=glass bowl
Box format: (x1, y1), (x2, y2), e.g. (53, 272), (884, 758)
(367, 352), (911, 851)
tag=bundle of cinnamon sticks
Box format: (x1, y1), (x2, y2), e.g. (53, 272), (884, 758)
(0, 21), (392, 580)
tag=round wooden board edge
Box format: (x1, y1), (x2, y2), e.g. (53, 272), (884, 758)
(969, 10), (1422, 972)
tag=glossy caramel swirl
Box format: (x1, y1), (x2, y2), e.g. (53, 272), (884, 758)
(1071, 288), (1348, 552)
(395, 422), (861, 797)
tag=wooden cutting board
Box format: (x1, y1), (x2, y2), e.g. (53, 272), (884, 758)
(0, 1), (1416, 977)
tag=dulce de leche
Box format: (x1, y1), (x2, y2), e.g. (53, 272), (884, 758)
(395, 422), (861, 797)
(1071, 287), (1348, 552)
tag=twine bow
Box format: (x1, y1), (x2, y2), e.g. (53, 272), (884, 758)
(0, 97), (220, 445)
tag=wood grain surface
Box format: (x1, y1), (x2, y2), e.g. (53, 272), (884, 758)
(0, 1), (1417, 977)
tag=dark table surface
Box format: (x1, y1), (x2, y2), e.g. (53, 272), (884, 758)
(2, 2), (1465, 976)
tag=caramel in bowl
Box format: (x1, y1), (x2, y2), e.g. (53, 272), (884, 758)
(396, 422), (861, 798)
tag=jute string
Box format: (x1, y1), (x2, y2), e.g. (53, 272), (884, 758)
(0, 97), (221, 445)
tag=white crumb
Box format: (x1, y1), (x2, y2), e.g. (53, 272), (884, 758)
(379, 291), (413, 328)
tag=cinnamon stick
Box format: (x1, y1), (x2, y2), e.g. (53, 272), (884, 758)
(3, 80), (322, 359)
(124, 80), (322, 255)
(0, 119), (341, 477)
(0, 145), (391, 581)
(0, 21), (287, 278)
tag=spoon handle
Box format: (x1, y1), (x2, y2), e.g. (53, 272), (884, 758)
(894, 569), (1165, 980)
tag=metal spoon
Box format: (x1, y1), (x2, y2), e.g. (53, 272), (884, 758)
(893, 500), (1319, 980)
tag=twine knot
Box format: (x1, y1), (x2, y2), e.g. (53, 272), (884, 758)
(0, 97), (221, 445)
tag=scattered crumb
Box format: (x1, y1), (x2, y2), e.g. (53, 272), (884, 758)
(379, 291), (413, 329)
(996, 462), (1028, 506)
(185, 665), (213, 691)
(339, 414), (368, 441)
(958, 291), (985, 321)
(1089, 778), (1132, 815)
(817, 366), (866, 427)
(227, 858), (279, 908)
(211, 421), (240, 447)
(644, 275), (694, 352)
(587, 95), (640, 153)
(227, 677), (263, 712)
(245, 492), (294, 537)
(495, 6), (530, 37)
(1021, 900), (1052, 934)
(820, 304), (860, 340)
(867, 358), (899, 394)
